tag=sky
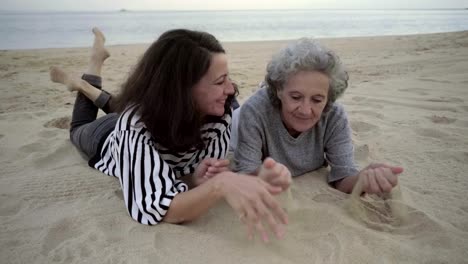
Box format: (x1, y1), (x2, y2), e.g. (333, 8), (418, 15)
(2, 0), (468, 11)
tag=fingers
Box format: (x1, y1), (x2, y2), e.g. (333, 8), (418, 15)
(246, 191), (287, 242)
(367, 162), (391, 169)
(382, 167), (398, 186)
(262, 191), (288, 225)
(265, 184), (283, 195)
(269, 169), (291, 190)
(259, 160), (292, 191)
(226, 174), (288, 242)
(262, 157), (276, 170)
(375, 168), (392, 193)
(206, 165), (229, 175)
(253, 200), (274, 242)
(366, 169), (381, 194)
(367, 162), (404, 175)
(391, 166), (404, 174)
(213, 159), (230, 167)
(202, 158), (229, 167)
(240, 206), (256, 241)
(203, 159), (230, 177)
(236, 184), (287, 242)
(360, 167), (400, 195)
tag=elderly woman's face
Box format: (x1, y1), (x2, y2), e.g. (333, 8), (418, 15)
(277, 70), (329, 136)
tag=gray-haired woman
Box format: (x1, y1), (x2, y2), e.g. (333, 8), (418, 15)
(232, 38), (403, 195)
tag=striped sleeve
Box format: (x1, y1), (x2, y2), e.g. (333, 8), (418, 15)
(116, 130), (188, 225)
(181, 115), (232, 176)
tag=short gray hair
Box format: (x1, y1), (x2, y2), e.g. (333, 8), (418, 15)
(265, 38), (349, 112)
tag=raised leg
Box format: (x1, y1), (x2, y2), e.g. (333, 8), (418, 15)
(85, 27), (110, 77)
(48, 28), (118, 159)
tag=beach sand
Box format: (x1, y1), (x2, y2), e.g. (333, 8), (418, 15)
(1, 31), (468, 263)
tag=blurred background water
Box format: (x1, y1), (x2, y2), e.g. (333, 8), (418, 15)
(1, 9), (467, 49)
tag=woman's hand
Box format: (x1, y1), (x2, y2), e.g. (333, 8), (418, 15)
(216, 172), (289, 242)
(358, 163), (404, 195)
(258, 157), (292, 192)
(193, 158), (230, 186)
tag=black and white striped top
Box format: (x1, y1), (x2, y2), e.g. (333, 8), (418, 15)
(91, 106), (232, 225)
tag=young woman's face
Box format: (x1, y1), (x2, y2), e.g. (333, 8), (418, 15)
(192, 53), (234, 117)
(277, 70), (329, 137)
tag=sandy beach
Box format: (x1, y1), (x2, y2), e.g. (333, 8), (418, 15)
(1, 31), (468, 263)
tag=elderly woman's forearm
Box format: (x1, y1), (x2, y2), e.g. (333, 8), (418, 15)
(334, 174), (359, 193)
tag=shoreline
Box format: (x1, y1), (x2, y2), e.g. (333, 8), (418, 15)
(1, 30), (467, 52)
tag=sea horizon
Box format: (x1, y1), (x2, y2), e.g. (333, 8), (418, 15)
(1, 7), (468, 12)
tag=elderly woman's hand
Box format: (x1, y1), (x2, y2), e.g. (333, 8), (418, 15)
(358, 163), (404, 195)
(258, 157), (292, 192)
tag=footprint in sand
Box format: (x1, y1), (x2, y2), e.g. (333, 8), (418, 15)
(427, 115), (456, 124)
(19, 142), (48, 153)
(354, 143), (370, 162)
(114, 189), (124, 200)
(350, 110), (384, 119)
(11, 112), (34, 120)
(351, 96), (367, 102)
(414, 128), (449, 138)
(44, 116), (71, 129)
(32, 140), (76, 169)
(415, 47), (431, 52)
(350, 120), (379, 134)
(34, 111), (48, 117)
(418, 78), (451, 84)
(426, 97), (464, 103)
(285, 209), (345, 263)
(41, 218), (81, 256)
(459, 105), (468, 112)
(398, 87), (429, 96)
(41, 218), (100, 261)
(0, 194), (22, 216)
(38, 130), (59, 139)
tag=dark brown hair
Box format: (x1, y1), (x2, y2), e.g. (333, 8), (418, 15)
(117, 29), (237, 151)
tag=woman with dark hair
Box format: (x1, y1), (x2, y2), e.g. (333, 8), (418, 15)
(50, 28), (289, 242)
(232, 38), (403, 195)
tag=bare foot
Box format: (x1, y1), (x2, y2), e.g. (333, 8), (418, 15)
(49, 66), (85, 92)
(86, 27), (110, 76)
(91, 27), (110, 62)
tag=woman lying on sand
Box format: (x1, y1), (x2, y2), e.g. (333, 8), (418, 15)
(50, 28), (291, 242)
(231, 38), (403, 195)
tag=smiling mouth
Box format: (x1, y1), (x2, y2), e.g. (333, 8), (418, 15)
(293, 115), (312, 120)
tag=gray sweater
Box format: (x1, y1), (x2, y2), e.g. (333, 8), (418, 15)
(232, 88), (359, 182)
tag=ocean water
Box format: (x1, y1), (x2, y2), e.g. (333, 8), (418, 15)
(1, 9), (467, 50)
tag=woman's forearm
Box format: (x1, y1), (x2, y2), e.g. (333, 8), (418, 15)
(163, 172), (230, 224)
(334, 174), (359, 194)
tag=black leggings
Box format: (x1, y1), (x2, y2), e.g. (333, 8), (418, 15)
(69, 74), (118, 160)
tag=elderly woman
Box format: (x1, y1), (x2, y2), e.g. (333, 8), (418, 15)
(232, 38), (403, 195)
